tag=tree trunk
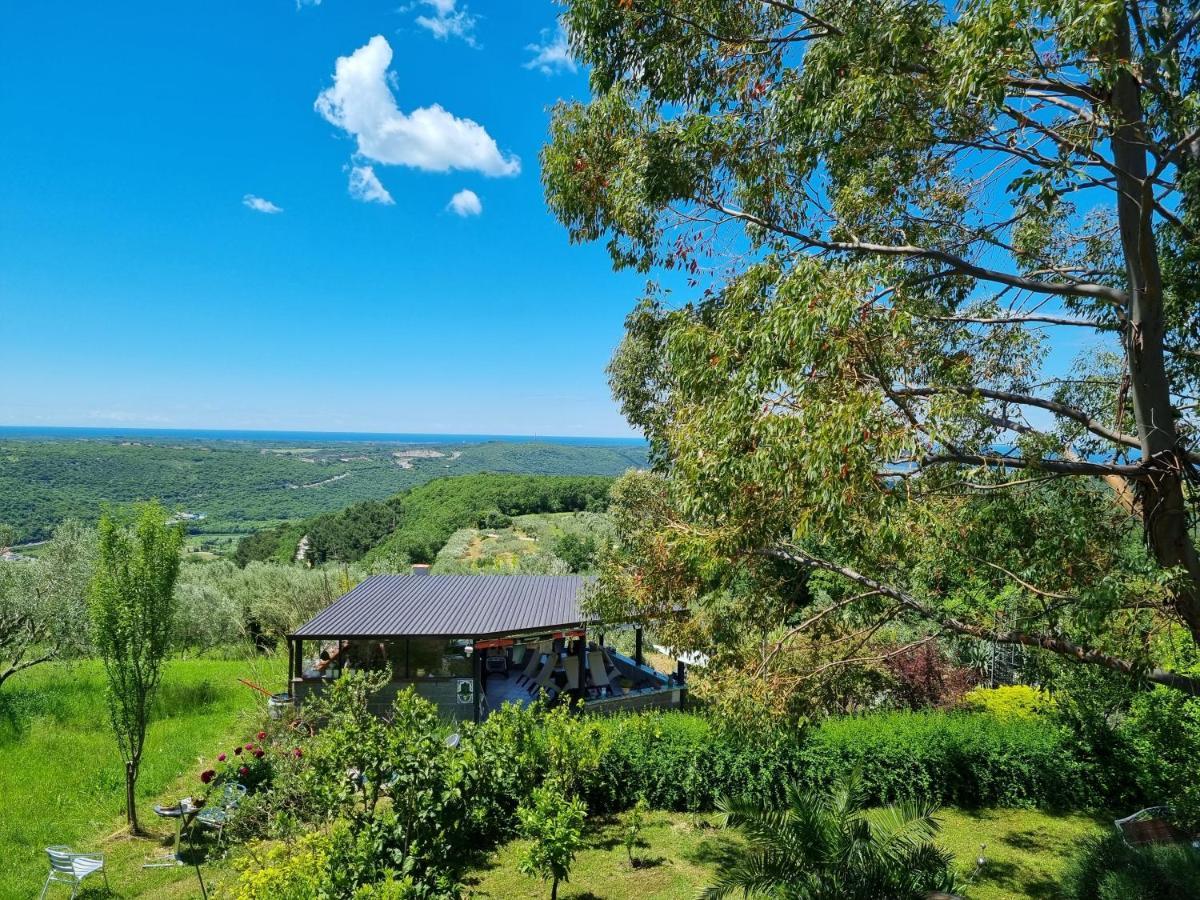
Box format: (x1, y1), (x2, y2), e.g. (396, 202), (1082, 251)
(551, 877), (559, 900)
(126, 759), (140, 834)
(1110, 14), (1200, 643)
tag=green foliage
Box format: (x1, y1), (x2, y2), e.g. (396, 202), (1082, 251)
(88, 501), (183, 831)
(622, 797), (647, 866)
(1117, 689), (1200, 831)
(0, 518), (94, 688)
(801, 710), (1094, 809)
(172, 559), (353, 650)
(546, 0), (1200, 704)
(516, 786), (587, 900)
(961, 685), (1055, 720)
(552, 532), (599, 573)
(476, 508), (512, 530)
(584, 708), (1101, 813)
(1061, 832), (1200, 900)
(704, 774), (959, 900)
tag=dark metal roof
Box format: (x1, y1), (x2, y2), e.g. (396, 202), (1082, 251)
(291, 574), (594, 639)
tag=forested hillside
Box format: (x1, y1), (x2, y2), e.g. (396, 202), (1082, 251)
(235, 473), (615, 566)
(0, 438), (645, 543)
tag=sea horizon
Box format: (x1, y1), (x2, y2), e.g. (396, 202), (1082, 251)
(0, 424), (647, 448)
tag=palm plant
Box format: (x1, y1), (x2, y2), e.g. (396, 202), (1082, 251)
(701, 774), (959, 900)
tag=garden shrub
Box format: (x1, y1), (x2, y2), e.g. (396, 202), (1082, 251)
(1061, 832), (1200, 900)
(579, 708), (1095, 812)
(1116, 688), (1200, 831)
(585, 712), (805, 811)
(800, 710), (1092, 808)
(960, 684), (1055, 719)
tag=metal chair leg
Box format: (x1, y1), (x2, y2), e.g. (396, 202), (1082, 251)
(37, 874), (51, 900)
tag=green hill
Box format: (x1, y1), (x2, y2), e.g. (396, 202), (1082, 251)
(235, 473), (617, 567)
(0, 438), (646, 544)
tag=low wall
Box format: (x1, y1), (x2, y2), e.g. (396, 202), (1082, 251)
(292, 677), (477, 722)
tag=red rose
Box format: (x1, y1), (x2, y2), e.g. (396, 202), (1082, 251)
(253, 749), (264, 758)
(217, 753), (226, 762)
(239, 766), (249, 777)
(234, 747), (242, 755)
(293, 748), (303, 759)
(200, 769), (216, 784)
(244, 743), (254, 750)
(256, 731), (267, 740)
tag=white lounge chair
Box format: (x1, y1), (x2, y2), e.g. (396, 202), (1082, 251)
(517, 647), (542, 685)
(563, 655), (581, 691)
(587, 650), (612, 696)
(40, 846), (107, 899)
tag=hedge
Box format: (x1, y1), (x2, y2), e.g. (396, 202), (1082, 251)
(580, 708), (1100, 812)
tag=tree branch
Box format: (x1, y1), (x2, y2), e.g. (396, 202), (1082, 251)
(764, 546), (1200, 695)
(709, 203), (1129, 305)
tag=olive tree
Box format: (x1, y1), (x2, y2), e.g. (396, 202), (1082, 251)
(0, 519), (94, 689)
(89, 502), (182, 832)
(545, 1), (1200, 692)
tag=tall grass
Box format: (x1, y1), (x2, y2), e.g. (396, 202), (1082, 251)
(0, 654), (274, 899)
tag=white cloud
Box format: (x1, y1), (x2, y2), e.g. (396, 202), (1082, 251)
(296, 0), (321, 8)
(315, 36), (520, 177)
(347, 165), (395, 205)
(243, 194), (283, 214)
(447, 188), (482, 217)
(414, 0), (478, 46)
(524, 25), (576, 75)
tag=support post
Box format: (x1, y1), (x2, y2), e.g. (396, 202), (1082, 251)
(635, 626), (644, 668)
(574, 633), (586, 704)
(473, 645), (482, 723)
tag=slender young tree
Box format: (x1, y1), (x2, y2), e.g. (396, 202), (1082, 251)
(89, 502), (182, 833)
(545, 1), (1200, 694)
(517, 786), (587, 900)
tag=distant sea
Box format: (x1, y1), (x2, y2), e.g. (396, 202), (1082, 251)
(0, 425), (647, 448)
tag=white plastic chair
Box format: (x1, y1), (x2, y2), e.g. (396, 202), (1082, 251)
(39, 846), (107, 899)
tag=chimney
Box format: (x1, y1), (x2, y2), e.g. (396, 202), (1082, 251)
(411, 564), (431, 576)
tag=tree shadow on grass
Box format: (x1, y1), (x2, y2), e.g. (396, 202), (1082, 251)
(683, 833), (742, 868)
(970, 859), (1062, 900)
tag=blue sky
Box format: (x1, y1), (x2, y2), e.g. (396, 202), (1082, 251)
(0, 1), (647, 437)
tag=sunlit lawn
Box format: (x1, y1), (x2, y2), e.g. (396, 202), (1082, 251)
(0, 654), (278, 900)
(466, 806), (1108, 900)
(939, 807), (1109, 900)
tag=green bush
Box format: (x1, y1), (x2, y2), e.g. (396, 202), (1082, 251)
(1061, 832), (1200, 900)
(577, 708), (1097, 812)
(1117, 689), (1200, 831)
(800, 710), (1093, 808)
(960, 684), (1055, 719)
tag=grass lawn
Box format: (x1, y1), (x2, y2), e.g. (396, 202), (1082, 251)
(939, 807), (1110, 900)
(0, 654), (277, 900)
(466, 806), (1108, 900)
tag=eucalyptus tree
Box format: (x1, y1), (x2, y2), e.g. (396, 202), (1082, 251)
(544, 1), (1200, 692)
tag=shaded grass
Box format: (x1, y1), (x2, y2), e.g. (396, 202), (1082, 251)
(0, 655), (276, 900)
